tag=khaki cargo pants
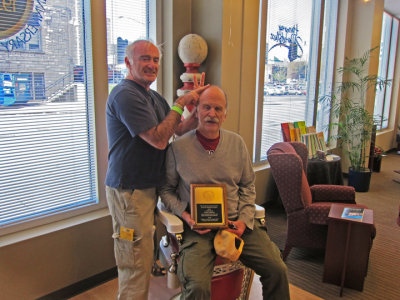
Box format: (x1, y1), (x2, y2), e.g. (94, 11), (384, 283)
(106, 187), (157, 300)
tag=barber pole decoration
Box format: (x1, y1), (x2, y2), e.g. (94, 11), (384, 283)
(177, 34), (208, 117)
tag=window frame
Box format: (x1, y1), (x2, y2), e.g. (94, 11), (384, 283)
(254, 0), (338, 163)
(374, 12), (399, 131)
(0, 0), (102, 237)
(0, 0), (159, 238)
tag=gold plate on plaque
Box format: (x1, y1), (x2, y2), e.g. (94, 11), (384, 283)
(190, 184), (228, 229)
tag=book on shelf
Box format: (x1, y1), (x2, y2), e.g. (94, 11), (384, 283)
(289, 128), (296, 142)
(301, 134), (312, 159)
(306, 126), (316, 133)
(315, 132), (323, 150)
(281, 122), (301, 142)
(294, 128), (302, 141)
(294, 121), (307, 134)
(281, 123), (291, 142)
(341, 207), (365, 221)
(301, 133), (311, 158)
(301, 132), (319, 159)
(316, 132), (327, 152)
(280, 123), (327, 158)
(311, 133), (319, 158)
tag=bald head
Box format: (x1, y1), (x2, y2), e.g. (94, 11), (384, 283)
(198, 85), (228, 109)
(196, 85), (227, 139)
(125, 40), (160, 62)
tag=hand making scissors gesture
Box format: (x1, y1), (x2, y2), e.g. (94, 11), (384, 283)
(193, 72), (205, 88)
(177, 72), (208, 108)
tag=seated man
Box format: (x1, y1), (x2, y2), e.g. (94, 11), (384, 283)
(159, 85), (290, 300)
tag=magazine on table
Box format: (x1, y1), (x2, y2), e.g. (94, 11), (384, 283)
(341, 207), (365, 221)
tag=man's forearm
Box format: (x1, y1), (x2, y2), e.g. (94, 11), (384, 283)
(139, 109), (182, 149)
(139, 86), (208, 149)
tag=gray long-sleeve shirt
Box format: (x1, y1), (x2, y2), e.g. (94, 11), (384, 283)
(159, 129), (256, 229)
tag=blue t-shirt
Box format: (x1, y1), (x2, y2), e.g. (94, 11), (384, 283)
(105, 79), (170, 189)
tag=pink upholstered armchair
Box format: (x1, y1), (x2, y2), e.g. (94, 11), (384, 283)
(267, 142), (368, 260)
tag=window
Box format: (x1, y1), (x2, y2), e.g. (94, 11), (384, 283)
(374, 12), (399, 130)
(0, 0), (98, 235)
(106, 0), (151, 93)
(315, 0), (338, 140)
(254, 0), (338, 162)
(0, 0), (155, 236)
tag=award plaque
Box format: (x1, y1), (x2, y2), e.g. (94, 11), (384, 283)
(190, 184), (228, 229)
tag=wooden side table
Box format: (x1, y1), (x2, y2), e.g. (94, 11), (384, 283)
(323, 204), (374, 296)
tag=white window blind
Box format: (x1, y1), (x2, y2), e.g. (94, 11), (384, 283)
(255, 0), (318, 162)
(316, 0), (338, 141)
(374, 12), (399, 130)
(254, 0), (338, 162)
(106, 0), (149, 93)
(0, 0), (97, 234)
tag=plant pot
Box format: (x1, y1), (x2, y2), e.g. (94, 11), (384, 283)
(372, 156), (382, 172)
(348, 167), (372, 192)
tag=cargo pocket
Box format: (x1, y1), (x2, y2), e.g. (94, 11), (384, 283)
(178, 241), (197, 286)
(177, 240), (197, 287)
(114, 235), (142, 269)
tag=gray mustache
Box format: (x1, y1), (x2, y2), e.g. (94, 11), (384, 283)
(204, 116), (219, 123)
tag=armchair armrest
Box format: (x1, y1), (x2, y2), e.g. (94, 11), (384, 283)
(310, 185), (356, 203)
(255, 204), (266, 226)
(255, 204), (265, 219)
(157, 202), (184, 234)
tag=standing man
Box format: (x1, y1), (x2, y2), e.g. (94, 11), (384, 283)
(159, 85), (290, 300)
(105, 39), (208, 300)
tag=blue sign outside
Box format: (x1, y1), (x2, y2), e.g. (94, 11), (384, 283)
(0, 73), (44, 106)
(0, 73), (16, 106)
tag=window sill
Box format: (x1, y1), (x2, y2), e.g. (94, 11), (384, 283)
(0, 208), (110, 247)
(377, 128), (394, 135)
(254, 161), (270, 172)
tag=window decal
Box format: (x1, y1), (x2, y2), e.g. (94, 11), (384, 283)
(0, 0), (45, 52)
(268, 24), (303, 62)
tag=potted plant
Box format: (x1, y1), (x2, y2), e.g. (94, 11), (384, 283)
(321, 48), (390, 192)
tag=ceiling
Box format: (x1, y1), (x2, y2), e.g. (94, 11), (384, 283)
(385, 0), (400, 19)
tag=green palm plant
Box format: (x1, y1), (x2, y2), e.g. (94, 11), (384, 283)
(321, 47), (390, 172)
